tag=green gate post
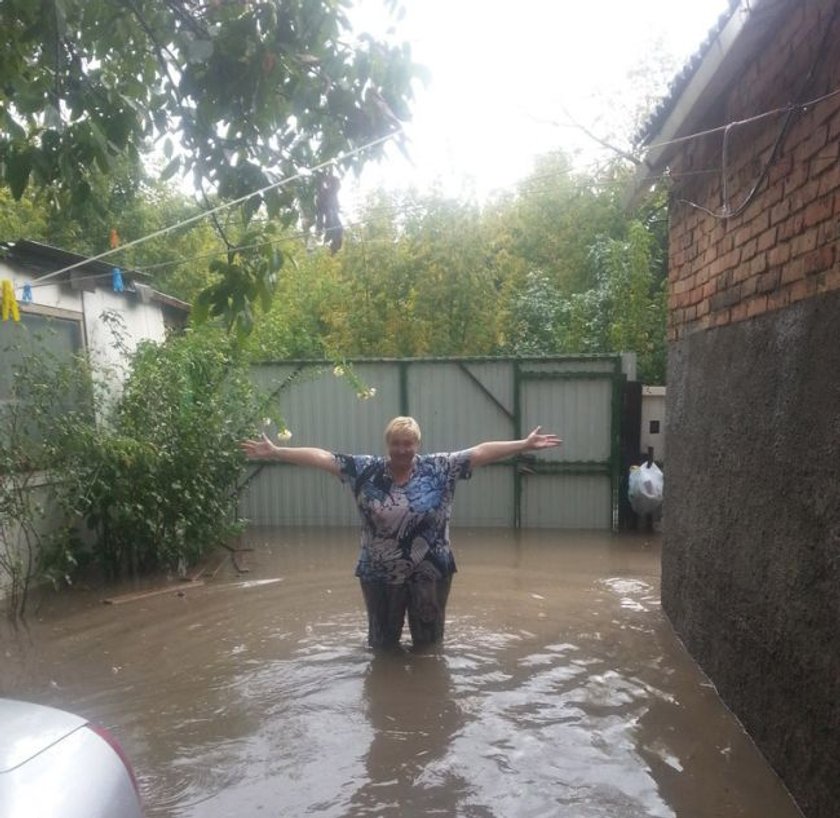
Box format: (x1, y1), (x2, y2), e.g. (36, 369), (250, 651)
(399, 361), (410, 416)
(610, 360), (625, 532)
(513, 359), (522, 528)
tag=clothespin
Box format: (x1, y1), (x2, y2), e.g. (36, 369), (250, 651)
(109, 228), (120, 249)
(22, 283), (33, 304)
(1, 280), (20, 322)
(112, 267), (124, 293)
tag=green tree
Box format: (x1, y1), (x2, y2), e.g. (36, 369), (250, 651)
(0, 0), (418, 329)
(500, 269), (564, 356)
(502, 152), (628, 295)
(398, 192), (502, 355)
(0, 187), (48, 241)
(239, 174), (668, 371)
(559, 218), (667, 382)
(292, 188), (509, 357)
(244, 246), (340, 360)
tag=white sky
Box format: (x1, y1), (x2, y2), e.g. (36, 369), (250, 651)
(346, 0), (733, 204)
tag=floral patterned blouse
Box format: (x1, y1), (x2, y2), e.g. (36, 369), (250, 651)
(334, 451), (473, 584)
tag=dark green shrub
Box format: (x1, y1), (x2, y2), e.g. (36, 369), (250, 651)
(53, 326), (269, 579)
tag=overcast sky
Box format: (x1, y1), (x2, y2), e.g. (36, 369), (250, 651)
(345, 0), (733, 204)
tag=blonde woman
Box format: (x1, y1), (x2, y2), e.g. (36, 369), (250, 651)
(241, 417), (561, 651)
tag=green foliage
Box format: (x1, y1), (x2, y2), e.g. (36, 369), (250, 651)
(501, 270), (564, 356)
(239, 169), (668, 382)
(0, 186), (48, 240)
(503, 153), (629, 294)
(243, 243), (340, 360)
(0, 0), (418, 332)
(1, 321), (274, 612)
(0, 0), (416, 205)
(244, 188), (515, 359)
(48, 326), (271, 580)
(193, 223), (287, 341)
(1, 141), (669, 381)
(558, 218), (667, 382)
(106, 180), (226, 303)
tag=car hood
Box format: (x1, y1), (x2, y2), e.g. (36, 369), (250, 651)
(0, 699), (87, 773)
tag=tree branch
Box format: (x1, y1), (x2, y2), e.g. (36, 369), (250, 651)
(124, 0), (183, 104)
(541, 106), (644, 167)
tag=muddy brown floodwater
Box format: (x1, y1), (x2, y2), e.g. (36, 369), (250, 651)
(1, 527), (803, 818)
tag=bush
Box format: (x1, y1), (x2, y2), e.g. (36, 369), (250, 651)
(51, 326), (269, 579)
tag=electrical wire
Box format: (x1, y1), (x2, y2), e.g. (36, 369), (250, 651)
(17, 129), (837, 291)
(9, 76), (840, 291)
(638, 86), (840, 156)
(20, 200), (430, 289)
(22, 155), (810, 288)
(24, 129), (402, 287)
(724, 8), (840, 219)
(669, 0), (840, 221)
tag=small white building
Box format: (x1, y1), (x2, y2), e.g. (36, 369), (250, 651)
(0, 240), (190, 609)
(0, 239), (189, 388)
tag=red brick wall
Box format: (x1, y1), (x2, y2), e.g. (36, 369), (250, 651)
(667, 0), (840, 341)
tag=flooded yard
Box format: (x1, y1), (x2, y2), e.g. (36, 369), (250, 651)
(1, 528), (801, 817)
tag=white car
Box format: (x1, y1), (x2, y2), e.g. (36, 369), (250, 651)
(0, 698), (143, 818)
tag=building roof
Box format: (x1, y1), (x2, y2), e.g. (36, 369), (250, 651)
(635, 0), (788, 169)
(636, 0), (741, 146)
(0, 239), (190, 314)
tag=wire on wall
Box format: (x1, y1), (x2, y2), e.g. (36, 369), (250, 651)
(676, 2), (840, 221)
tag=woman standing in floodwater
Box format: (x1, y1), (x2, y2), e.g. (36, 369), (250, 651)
(241, 416), (561, 651)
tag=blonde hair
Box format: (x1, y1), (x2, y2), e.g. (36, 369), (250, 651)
(384, 416), (421, 444)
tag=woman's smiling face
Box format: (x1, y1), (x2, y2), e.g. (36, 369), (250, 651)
(386, 430), (419, 468)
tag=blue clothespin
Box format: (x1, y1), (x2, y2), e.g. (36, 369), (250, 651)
(22, 283), (33, 304)
(112, 267), (124, 293)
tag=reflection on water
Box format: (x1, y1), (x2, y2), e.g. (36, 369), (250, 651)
(0, 528), (801, 817)
(350, 652), (469, 816)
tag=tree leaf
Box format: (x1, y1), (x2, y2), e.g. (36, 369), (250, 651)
(6, 147), (32, 199)
(160, 155), (181, 182)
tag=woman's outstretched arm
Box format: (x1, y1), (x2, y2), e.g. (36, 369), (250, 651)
(467, 426), (562, 469)
(240, 433), (341, 475)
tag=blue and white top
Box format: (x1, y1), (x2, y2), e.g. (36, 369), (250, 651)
(334, 452), (473, 584)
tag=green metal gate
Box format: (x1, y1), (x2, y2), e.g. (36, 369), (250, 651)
(241, 355), (628, 530)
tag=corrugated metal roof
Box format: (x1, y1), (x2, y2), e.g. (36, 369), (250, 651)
(636, 0), (741, 145)
(1, 239), (189, 312)
(1, 239), (149, 281)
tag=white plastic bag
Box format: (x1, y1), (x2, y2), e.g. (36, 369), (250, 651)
(628, 462), (664, 517)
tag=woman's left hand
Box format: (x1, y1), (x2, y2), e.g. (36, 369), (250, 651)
(524, 426), (562, 451)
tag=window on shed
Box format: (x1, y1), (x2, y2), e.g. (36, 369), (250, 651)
(0, 309), (90, 446)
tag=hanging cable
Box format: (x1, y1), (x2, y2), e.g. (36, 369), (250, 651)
(11, 75), (840, 293)
(27, 130), (402, 287)
(639, 86), (840, 156)
(18, 198), (437, 290)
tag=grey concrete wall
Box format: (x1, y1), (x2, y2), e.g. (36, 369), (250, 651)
(664, 289), (840, 818)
